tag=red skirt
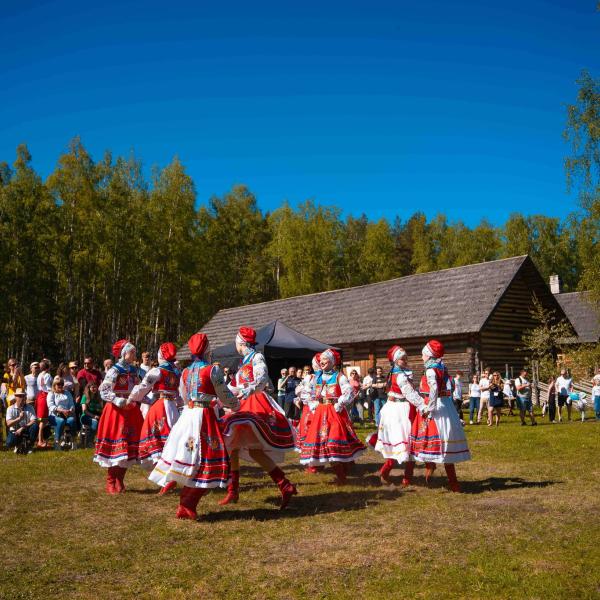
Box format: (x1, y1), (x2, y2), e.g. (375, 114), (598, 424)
(149, 405), (231, 489)
(299, 403), (366, 464)
(35, 391), (49, 419)
(138, 399), (176, 466)
(221, 391), (295, 462)
(295, 404), (313, 452)
(94, 402), (144, 467)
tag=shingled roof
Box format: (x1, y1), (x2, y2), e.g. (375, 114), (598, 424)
(554, 291), (600, 343)
(201, 255), (542, 348)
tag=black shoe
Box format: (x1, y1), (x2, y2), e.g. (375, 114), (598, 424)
(521, 422), (527, 426)
(531, 422), (537, 426)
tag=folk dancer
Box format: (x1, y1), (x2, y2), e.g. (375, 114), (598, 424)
(373, 346), (418, 486)
(298, 349), (366, 484)
(94, 339), (142, 494)
(411, 340), (471, 492)
(149, 333), (240, 520)
(220, 326), (297, 509)
(295, 353), (321, 473)
(130, 342), (181, 494)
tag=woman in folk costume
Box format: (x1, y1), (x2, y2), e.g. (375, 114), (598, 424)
(149, 333), (240, 520)
(299, 348), (366, 484)
(129, 342), (181, 494)
(220, 326), (297, 509)
(94, 339), (142, 494)
(294, 353), (321, 473)
(373, 346), (418, 486)
(411, 340), (471, 492)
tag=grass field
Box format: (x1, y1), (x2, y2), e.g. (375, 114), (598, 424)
(1, 416), (599, 600)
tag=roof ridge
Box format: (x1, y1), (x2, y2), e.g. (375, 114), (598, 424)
(215, 254), (530, 315)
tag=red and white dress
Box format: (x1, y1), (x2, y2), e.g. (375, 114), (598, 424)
(35, 370), (52, 419)
(410, 360), (471, 464)
(94, 362), (143, 467)
(131, 363), (181, 469)
(149, 361), (239, 489)
(221, 350), (295, 464)
(299, 370), (365, 465)
(374, 366), (417, 464)
(294, 372), (319, 452)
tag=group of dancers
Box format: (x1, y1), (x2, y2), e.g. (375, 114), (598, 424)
(92, 327), (470, 520)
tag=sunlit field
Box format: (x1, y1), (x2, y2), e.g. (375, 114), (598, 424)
(1, 416), (599, 600)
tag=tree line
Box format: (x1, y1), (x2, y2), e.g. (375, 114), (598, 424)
(1, 73), (598, 365)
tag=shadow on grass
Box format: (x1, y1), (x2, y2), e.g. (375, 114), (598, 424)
(201, 487), (404, 523)
(460, 477), (560, 494)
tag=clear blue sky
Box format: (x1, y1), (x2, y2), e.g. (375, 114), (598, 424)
(2, 0), (599, 225)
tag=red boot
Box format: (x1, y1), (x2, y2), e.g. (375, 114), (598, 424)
(444, 464), (461, 492)
(306, 466), (318, 474)
(159, 480), (177, 495)
(425, 462), (436, 485)
(219, 470), (239, 505)
(379, 459), (395, 485)
(113, 467), (127, 493)
(269, 467), (297, 509)
(106, 467), (118, 494)
(176, 486), (206, 520)
(402, 461), (414, 487)
(331, 462), (347, 485)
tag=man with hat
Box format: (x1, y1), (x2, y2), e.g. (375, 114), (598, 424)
(411, 340), (471, 492)
(5, 388), (38, 453)
(220, 326), (297, 508)
(94, 339), (143, 494)
(149, 332), (240, 520)
(130, 342), (181, 494)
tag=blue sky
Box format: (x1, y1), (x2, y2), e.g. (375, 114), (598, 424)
(1, 0), (599, 225)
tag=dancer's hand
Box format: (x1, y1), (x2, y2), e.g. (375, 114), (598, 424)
(334, 401), (344, 413)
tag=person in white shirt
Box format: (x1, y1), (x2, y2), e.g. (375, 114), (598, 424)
(6, 388), (38, 452)
(453, 371), (464, 424)
(503, 378), (515, 416)
(592, 374), (600, 420)
(47, 376), (77, 450)
(555, 369), (574, 422)
(35, 360), (53, 448)
(468, 375), (481, 425)
(477, 369), (491, 425)
(25, 362), (40, 406)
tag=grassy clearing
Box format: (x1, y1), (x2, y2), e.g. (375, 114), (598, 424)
(1, 416), (599, 599)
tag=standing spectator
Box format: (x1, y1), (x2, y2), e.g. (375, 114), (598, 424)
(277, 368), (288, 410)
(348, 369), (363, 423)
(503, 378), (515, 416)
(283, 366), (300, 420)
(488, 372), (504, 427)
(47, 376), (77, 450)
(62, 362), (81, 400)
(555, 369), (574, 422)
(3, 358), (26, 407)
(477, 369), (490, 425)
(362, 368), (375, 421)
(546, 375), (557, 423)
(5, 388), (38, 452)
(77, 357), (102, 392)
(102, 358), (114, 378)
(468, 375), (481, 425)
(25, 362), (40, 407)
(139, 351), (152, 379)
(223, 367), (233, 385)
(35, 359), (53, 448)
(592, 374), (600, 420)
(373, 366), (387, 426)
(81, 381), (103, 442)
(515, 368), (537, 426)
(453, 371), (464, 424)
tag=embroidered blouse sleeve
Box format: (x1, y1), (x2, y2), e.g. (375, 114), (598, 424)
(99, 367), (119, 405)
(336, 374), (354, 407)
(396, 371), (427, 412)
(425, 368), (439, 407)
(129, 367), (161, 404)
(211, 365), (240, 411)
(243, 353), (269, 396)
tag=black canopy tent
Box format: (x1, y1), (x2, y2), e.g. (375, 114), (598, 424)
(176, 320), (337, 380)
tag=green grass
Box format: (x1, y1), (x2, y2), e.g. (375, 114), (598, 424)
(1, 416), (600, 599)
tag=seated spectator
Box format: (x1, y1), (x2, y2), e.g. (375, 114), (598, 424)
(5, 388), (38, 453)
(81, 381), (103, 441)
(47, 376), (77, 450)
(25, 361), (40, 407)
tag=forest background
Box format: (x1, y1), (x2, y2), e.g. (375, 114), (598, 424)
(1, 73), (598, 364)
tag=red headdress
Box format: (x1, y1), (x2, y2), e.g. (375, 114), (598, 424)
(422, 339), (444, 359)
(112, 339), (134, 358)
(321, 348), (341, 367)
(236, 326), (257, 345)
(387, 345), (407, 363)
(188, 333), (209, 358)
(159, 342), (177, 363)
